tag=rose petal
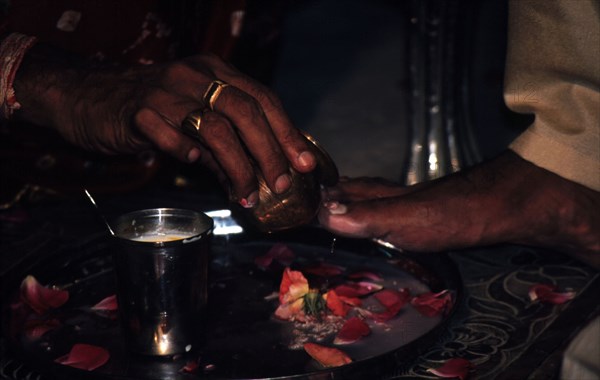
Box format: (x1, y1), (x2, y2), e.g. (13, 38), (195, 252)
(180, 360), (199, 374)
(255, 243), (295, 269)
(55, 344), (110, 371)
(303, 342), (352, 367)
(325, 290), (351, 317)
(374, 288), (410, 309)
(427, 358), (474, 380)
(368, 288), (411, 322)
(411, 290), (452, 317)
(274, 298), (305, 321)
(528, 284), (576, 304)
(24, 318), (61, 340)
(333, 281), (383, 298)
(304, 263), (345, 277)
(254, 255), (274, 269)
(347, 270), (383, 282)
(334, 317), (370, 345)
(91, 294), (118, 311)
(20, 275), (69, 315)
(279, 268), (309, 304)
(339, 295), (362, 307)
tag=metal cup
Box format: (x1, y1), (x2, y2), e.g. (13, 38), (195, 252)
(111, 208), (213, 356)
(241, 132), (340, 232)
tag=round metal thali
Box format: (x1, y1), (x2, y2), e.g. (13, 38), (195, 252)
(1, 220), (461, 380)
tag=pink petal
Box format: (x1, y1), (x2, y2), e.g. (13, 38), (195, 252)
(411, 290), (452, 317)
(325, 290), (351, 317)
(91, 295), (118, 311)
(427, 358), (474, 380)
(333, 281), (383, 298)
(304, 263), (345, 277)
(347, 270), (383, 282)
(55, 343), (110, 371)
(528, 284), (576, 304)
(255, 243), (295, 269)
(20, 275), (69, 315)
(24, 318), (61, 340)
(274, 298), (305, 321)
(303, 342), (352, 367)
(334, 317), (371, 345)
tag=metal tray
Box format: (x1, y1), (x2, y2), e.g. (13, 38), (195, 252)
(1, 221), (461, 380)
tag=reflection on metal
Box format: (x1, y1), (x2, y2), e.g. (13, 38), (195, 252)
(403, 0), (482, 185)
(205, 209), (244, 235)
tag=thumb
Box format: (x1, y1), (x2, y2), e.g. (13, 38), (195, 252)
(318, 201), (374, 239)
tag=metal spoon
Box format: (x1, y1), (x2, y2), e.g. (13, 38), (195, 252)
(84, 189), (115, 236)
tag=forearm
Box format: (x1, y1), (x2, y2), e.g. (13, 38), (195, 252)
(320, 151), (600, 267)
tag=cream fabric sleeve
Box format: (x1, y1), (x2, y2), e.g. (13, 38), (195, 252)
(505, 0), (600, 191)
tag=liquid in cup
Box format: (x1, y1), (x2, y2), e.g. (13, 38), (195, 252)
(112, 208), (213, 356)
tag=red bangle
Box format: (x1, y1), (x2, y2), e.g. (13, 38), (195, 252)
(0, 33), (38, 119)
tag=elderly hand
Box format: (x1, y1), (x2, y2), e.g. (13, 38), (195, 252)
(319, 151), (600, 268)
(14, 46), (316, 207)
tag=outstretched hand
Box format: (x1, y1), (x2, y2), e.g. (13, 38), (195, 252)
(319, 151), (600, 268)
(14, 47), (316, 207)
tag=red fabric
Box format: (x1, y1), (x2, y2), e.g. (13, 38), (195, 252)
(1, 0), (246, 64)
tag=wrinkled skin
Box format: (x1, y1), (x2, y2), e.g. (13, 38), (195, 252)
(319, 151), (600, 269)
(13, 45), (316, 206)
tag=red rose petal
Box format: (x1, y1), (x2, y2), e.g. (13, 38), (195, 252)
(374, 288), (410, 309)
(279, 268), (309, 304)
(91, 295), (118, 311)
(304, 263), (345, 277)
(427, 358), (474, 380)
(529, 284), (575, 304)
(334, 317), (371, 345)
(411, 290), (452, 317)
(303, 342), (352, 367)
(325, 290), (351, 317)
(180, 360), (199, 374)
(274, 298), (305, 321)
(339, 295), (362, 307)
(24, 318), (61, 340)
(55, 344), (110, 371)
(255, 243), (295, 269)
(254, 255), (274, 268)
(368, 288), (411, 322)
(347, 271), (383, 282)
(20, 275), (69, 315)
(333, 281), (383, 298)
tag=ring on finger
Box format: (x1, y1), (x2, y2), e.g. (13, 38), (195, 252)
(181, 109), (205, 140)
(203, 80), (230, 111)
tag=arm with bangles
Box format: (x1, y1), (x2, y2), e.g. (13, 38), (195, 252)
(0, 31), (318, 207)
(318, 0), (600, 268)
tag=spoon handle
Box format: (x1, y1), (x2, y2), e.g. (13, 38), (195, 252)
(84, 189), (115, 236)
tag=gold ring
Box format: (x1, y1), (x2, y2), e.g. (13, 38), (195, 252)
(181, 109), (204, 140)
(203, 80), (229, 111)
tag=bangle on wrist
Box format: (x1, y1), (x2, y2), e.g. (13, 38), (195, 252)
(0, 32), (38, 119)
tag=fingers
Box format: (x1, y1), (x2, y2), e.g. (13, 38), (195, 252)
(194, 110), (257, 206)
(217, 73), (317, 173)
(134, 108), (202, 163)
(198, 54), (317, 174)
(136, 107), (259, 205)
(318, 195), (472, 252)
(318, 200), (387, 241)
(136, 54), (318, 202)
(323, 177), (414, 202)
(207, 84), (293, 194)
